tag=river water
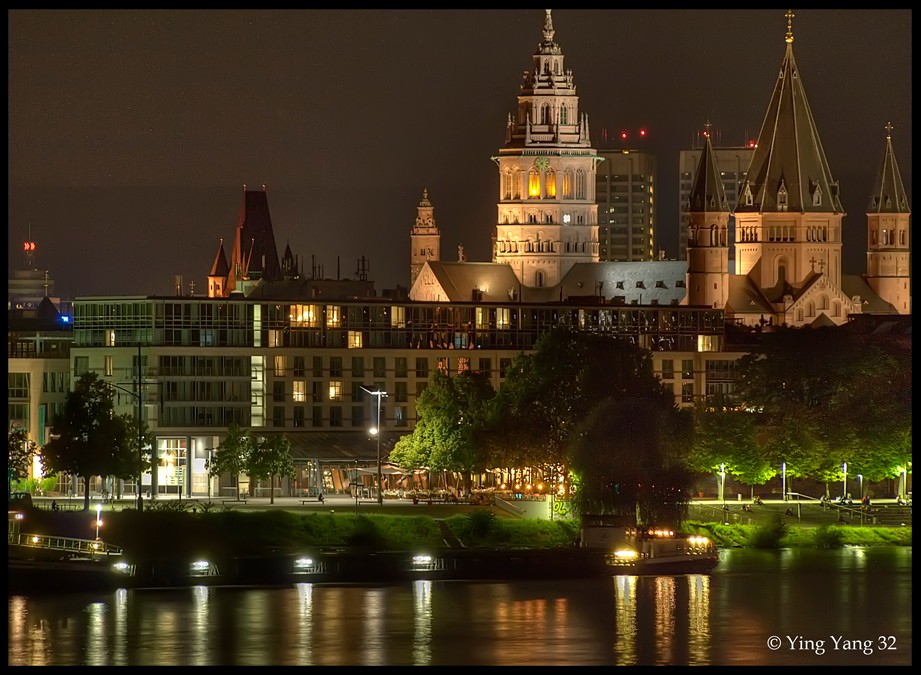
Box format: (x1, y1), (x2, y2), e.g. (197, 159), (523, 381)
(8, 547), (911, 666)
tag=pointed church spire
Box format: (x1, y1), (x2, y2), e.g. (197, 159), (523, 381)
(868, 122), (911, 214)
(687, 124), (729, 213)
(209, 238), (229, 277)
(736, 10), (842, 215)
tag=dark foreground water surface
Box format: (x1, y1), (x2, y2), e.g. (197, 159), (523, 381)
(8, 547), (911, 666)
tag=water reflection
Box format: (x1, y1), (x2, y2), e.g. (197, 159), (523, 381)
(7, 547), (911, 666)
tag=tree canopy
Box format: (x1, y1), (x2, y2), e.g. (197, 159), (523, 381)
(390, 370), (495, 492)
(40, 372), (137, 510)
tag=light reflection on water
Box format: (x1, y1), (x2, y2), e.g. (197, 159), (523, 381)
(8, 547), (911, 666)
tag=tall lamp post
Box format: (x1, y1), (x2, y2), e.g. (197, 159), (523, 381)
(361, 386), (388, 506)
(106, 343), (145, 512)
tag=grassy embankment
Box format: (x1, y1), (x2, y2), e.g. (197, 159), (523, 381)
(20, 506), (911, 559)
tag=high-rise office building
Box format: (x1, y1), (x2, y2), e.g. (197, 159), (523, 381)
(596, 149), (657, 261)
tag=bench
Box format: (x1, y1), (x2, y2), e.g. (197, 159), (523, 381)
(300, 497), (325, 504)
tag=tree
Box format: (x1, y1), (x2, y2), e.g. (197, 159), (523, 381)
(390, 370), (495, 494)
(247, 434), (296, 504)
(689, 400), (772, 497)
(40, 372), (134, 511)
(569, 397), (694, 527)
(492, 327), (672, 492)
(735, 325), (912, 491)
(207, 424), (253, 498)
(8, 428), (37, 497)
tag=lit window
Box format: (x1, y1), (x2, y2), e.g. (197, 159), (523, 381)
(293, 381), (306, 402)
(390, 306), (405, 328)
(348, 331), (363, 349)
(328, 381), (342, 401)
(104, 356), (113, 377)
(475, 307), (489, 330)
(290, 304), (320, 328)
(497, 307), (510, 329)
(273, 355), (285, 376)
(326, 306), (341, 328)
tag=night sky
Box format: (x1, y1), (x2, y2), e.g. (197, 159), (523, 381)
(8, 9), (912, 299)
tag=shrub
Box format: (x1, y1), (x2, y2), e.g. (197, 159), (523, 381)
(345, 515), (387, 550)
(812, 525), (845, 549)
(467, 509), (498, 538)
(748, 515), (789, 548)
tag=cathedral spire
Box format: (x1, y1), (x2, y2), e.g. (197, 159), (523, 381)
(785, 9), (794, 44)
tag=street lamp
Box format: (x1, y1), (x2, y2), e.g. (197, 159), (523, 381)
(94, 503), (103, 540)
(781, 461), (787, 500)
(842, 462), (848, 499)
(105, 343), (145, 512)
(361, 386), (388, 506)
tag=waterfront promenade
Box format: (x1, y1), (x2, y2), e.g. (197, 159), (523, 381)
(24, 494), (911, 528)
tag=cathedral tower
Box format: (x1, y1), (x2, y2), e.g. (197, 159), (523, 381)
(684, 127), (730, 308)
(733, 11), (845, 292)
(410, 188), (440, 287)
(866, 123), (911, 314)
(491, 9), (600, 289)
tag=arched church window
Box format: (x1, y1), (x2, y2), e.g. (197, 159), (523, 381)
(710, 225), (717, 246)
(563, 170), (573, 199)
(575, 170), (586, 199)
(540, 103), (550, 124)
(535, 270), (545, 288)
(513, 169), (522, 199)
(560, 105), (568, 125)
(546, 168), (556, 198)
(503, 169), (512, 200)
(529, 169), (540, 198)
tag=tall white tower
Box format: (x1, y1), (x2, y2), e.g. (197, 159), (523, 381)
(410, 188), (441, 287)
(491, 9), (600, 289)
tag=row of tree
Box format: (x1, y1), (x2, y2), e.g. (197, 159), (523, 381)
(388, 324), (911, 523)
(10, 323), (911, 520)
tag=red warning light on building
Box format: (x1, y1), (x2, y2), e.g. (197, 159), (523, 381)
(639, 129), (647, 137)
(23, 241), (35, 252)
(621, 131), (628, 140)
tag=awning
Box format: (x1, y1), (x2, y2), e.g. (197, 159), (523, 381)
(355, 464), (406, 476)
(281, 430), (405, 463)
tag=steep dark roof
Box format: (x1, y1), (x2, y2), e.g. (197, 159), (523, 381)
(687, 132), (729, 213)
(209, 239), (229, 277)
(735, 15), (843, 215)
(868, 126), (911, 214)
(231, 189), (282, 282)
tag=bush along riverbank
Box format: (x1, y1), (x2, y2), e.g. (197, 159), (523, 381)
(681, 517), (912, 549)
(15, 508), (910, 559)
(9, 509), (910, 592)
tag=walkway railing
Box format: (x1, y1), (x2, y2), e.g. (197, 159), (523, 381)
(10, 532), (123, 556)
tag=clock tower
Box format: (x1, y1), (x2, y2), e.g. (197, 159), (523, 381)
(410, 188), (441, 287)
(491, 9), (600, 289)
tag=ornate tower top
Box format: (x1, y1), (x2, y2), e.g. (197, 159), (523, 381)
(542, 9), (554, 44)
(785, 9), (795, 44)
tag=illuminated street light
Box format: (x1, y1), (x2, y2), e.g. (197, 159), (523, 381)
(360, 386), (388, 506)
(94, 503), (103, 541)
(842, 462), (848, 499)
